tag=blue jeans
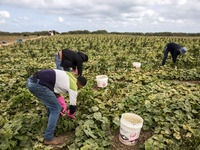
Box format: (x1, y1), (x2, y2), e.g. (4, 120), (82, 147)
(54, 53), (71, 72)
(161, 44), (169, 66)
(26, 77), (61, 141)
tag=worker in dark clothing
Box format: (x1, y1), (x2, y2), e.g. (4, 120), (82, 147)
(161, 42), (187, 66)
(55, 49), (88, 76)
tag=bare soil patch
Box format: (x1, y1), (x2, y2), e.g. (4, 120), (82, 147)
(111, 129), (153, 150)
(48, 129), (153, 150)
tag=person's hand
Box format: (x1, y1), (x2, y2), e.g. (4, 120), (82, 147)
(67, 110), (76, 119)
(57, 96), (67, 116)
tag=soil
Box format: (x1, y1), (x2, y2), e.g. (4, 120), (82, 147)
(111, 129), (153, 150)
(50, 129), (153, 150)
(50, 132), (74, 150)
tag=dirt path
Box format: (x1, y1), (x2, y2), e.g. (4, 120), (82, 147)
(0, 36), (47, 47)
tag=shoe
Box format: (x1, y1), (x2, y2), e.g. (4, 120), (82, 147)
(44, 137), (63, 145)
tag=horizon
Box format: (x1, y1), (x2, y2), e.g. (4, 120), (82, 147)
(1, 30), (200, 34)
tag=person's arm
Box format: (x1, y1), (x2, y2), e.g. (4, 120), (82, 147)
(68, 90), (77, 114)
(76, 61), (83, 76)
(54, 93), (67, 116)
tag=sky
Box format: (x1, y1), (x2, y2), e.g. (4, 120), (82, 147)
(0, 0), (200, 33)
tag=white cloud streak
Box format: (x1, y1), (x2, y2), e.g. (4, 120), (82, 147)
(0, 11), (10, 18)
(0, 11), (10, 24)
(0, 0), (199, 32)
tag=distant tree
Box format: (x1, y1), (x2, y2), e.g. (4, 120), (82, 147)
(64, 30), (91, 34)
(92, 30), (108, 34)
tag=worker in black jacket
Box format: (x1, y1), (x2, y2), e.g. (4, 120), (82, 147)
(161, 43), (187, 66)
(54, 49), (88, 76)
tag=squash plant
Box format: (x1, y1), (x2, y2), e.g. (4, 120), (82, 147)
(0, 34), (199, 150)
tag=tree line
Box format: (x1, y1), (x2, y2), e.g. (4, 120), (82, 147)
(0, 30), (200, 37)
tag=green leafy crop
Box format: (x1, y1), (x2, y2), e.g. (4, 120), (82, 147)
(0, 35), (199, 149)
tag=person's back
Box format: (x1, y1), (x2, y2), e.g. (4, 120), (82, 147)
(167, 43), (181, 52)
(55, 49), (88, 76)
(61, 49), (81, 65)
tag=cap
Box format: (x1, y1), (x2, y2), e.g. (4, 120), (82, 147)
(180, 47), (187, 55)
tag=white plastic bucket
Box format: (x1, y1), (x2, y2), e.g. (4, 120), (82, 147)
(96, 75), (108, 88)
(119, 113), (143, 146)
(133, 62), (141, 68)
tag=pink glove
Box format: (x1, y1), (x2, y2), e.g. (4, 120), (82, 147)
(75, 69), (78, 74)
(57, 96), (67, 116)
(67, 110), (76, 119)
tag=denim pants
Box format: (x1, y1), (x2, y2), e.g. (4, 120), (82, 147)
(54, 53), (71, 72)
(161, 44), (169, 66)
(26, 78), (61, 141)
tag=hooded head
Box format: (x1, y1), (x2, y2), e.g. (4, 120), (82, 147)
(78, 52), (88, 62)
(180, 47), (187, 55)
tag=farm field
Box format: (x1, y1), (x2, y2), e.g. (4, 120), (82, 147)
(0, 35), (46, 47)
(0, 34), (200, 150)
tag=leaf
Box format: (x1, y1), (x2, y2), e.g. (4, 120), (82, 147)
(93, 112), (102, 121)
(68, 143), (78, 150)
(100, 117), (108, 124)
(91, 106), (99, 112)
(142, 125), (149, 130)
(163, 107), (172, 113)
(80, 144), (92, 150)
(153, 134), (163, 140)
(154, 127), (161, 134)
(191, 129), (200, 137)
(83, 128), (97, 139)
(145, 138), (154, 150)
(75, 126), (84, 136)
(102, 140), (110, 146)
(173, 132), (181, 140)
(153, 116), (160, 122)
(192, 109), (198, 113)
(84, 120), (94, 127)
(163, 127), (172, 135)
(117, 103), (124, 110)
(112, 116), (120, 126)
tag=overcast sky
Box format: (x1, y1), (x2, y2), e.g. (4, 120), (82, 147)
(0, 0), (199, 33)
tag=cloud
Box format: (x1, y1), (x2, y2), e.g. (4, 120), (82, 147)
(0, 11), (10, 18)
(12, 16), (30, 23)
(58, 17), (64, 22)
(0, 11), (10, 24)
(1, 0), (198, 23)
(0, 0), (199, 32)
(0, 19), (6, 24)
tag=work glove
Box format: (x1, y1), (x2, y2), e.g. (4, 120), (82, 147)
(57, 96), (67, 116)
(75, 69), (78, 74)
(67, 110), (76, 119)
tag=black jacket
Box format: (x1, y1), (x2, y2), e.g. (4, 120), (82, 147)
(60, 49), (88, 76)
(162, 43), (181, 66)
